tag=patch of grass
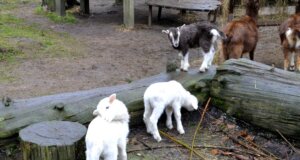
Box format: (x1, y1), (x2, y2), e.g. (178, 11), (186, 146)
(35, 6), (77, 24)
(0, 13), (82, 60)
(0, 0), (33, 11)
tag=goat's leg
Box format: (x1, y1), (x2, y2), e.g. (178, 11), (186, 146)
(249, 45), (256, 60)
(207, 47), (216, 67)
(178, 52), (184, 71)
(165, 107), (173, 129)
(182, 52), (190, 71)
(118, 137), (127, 160)
(229, 45), (243, 59)
(143, 100), (153, 134)
(173, 103), (184, 134)
(289, 52), (295, 71)
(199, 52), (208, 72)
(220, 43), (228, 63)
(104, 147), (118, 160)
(149, 104), (164, 142)
(296, 51), (300, 71)
(283, 48), (290, 71)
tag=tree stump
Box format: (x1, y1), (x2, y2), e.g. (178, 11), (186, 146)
(19, 121), (87, 160)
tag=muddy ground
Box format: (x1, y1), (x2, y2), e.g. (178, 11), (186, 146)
(0, 0), (299, 159)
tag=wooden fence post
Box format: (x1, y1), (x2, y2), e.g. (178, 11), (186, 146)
(55, 0), (66, 16)
(123, 0), (134, 28)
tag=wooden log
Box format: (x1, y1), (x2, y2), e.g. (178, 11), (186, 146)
(211, 59), (300, 140)
(20, 121), (86, 160)
(0, 68), (215, 139)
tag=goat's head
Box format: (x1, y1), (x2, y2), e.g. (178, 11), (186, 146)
(286, 26), (300, 49)
(183, 92), (198, 111)
(245, 0), (259, 20)
(162, 24), (185, 48)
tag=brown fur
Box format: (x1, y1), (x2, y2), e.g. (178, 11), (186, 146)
(279, 13), (300, 71)
(221, 0), (259, 61)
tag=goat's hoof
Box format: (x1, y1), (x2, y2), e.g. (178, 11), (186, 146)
(167, 124), (173, 130)
(289, 65), (295, 71)
(177, 128), (185, 134)
(180, 68), (188, 72)
(199, 68), (206, 73)
(154, 135), (162, 142)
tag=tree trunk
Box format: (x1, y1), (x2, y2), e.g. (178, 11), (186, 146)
(0, 68), (215, 139)
(211, 59), (300, 140)
(20, 121), (86, 160)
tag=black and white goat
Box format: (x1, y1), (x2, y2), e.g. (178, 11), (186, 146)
(162, 21), (225, 72)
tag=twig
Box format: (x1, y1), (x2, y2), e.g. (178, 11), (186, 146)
(128, 144), (260, 156)
(276, 129), (300, 154)
(227, 134), (269, 158)
(240, 135), (281, 159)
(189, 97), (211, 160)
(159, 130), (206, 160)
(136, 139), (153, 150)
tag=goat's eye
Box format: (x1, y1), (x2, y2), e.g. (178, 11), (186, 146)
(106, 106), (109, 109)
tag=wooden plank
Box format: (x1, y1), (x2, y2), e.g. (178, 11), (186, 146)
(146, 0), (221, 11)
(123, 0), (134, 28)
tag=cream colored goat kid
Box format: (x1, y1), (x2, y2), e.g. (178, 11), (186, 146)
(143, 80), (198, 142)
(85, 94), (129, 160)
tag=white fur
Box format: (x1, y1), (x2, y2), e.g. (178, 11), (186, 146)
(286, 28), (294, 48)
(183, 52), (190, 71)
(143, 80), (198, 142)
(86, 94), (130, 160)
(199, 29), (219, 72)
(199, 46), (215, 72)
(170, 30), (181, 48)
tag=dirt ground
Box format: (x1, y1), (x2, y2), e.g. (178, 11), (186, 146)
(1, 0), (299, 159)
(0, 0), (283, 99)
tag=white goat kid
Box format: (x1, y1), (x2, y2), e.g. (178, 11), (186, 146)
(143, 80), (198, 142)
(85, 94), (130, 160)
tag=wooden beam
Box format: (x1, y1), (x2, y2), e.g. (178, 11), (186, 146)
(55, 0), (65, 16)
(123, 0), (134, 28)
(148, 5), (152, 26)
(80, 0), (90, 14)
(158, 6), (162, 21)
(296, 0), (300, 14)
(228, 0), (235, 21)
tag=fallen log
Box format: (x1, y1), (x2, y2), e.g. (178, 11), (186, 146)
(211, 59), (300, 140)
(0, 68), (216, 139)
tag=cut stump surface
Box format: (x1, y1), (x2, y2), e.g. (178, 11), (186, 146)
(19, 121), (87, 160)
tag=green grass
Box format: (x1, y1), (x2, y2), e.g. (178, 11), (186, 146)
(35, 6), (77, 24)
(0, 0), (85, 83)
(0, 0), (33, 11)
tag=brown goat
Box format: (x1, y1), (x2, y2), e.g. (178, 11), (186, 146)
(221, 0), (259, 61)
(279, 13), (300, 71)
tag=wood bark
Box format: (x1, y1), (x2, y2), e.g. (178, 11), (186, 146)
(20, 121), (86, 160)
(0, 68), (215, 139)
(211, 59), (300, 140)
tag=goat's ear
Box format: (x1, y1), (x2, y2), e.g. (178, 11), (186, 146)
(177, 24), (185, 30)
(93, 110), (99, 116)
(162, 30), (170, 34)
(109, 93), (116, 103)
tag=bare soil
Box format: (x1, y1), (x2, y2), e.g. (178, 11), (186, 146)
(0, 0), (283, 99)
(0, 0), (299, 160)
